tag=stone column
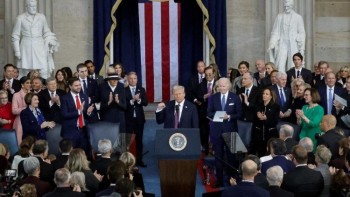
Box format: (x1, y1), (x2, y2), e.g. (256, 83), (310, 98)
(266, 0), (314, 70)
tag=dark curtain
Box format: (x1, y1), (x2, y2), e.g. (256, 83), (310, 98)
(178, 0), (203, 86)
(203, 0), (227, 77)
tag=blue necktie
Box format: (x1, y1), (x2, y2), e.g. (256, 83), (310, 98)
(328, 88), (333, 114)
(221, 95), (226, 111)
(36, 109), (46, 139)
(280, 88), (285, 108)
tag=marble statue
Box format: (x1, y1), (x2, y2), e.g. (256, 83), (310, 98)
(268, 0), (305, 72)
(12, 0), (59, 79)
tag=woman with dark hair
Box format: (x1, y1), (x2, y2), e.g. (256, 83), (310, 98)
(61, 66), (73, 79)
(253, 87), (280, 157)
(20, 92), (55, 139)
(55, 69), (69, 92)
(296, 88), (324, 151)
(114, 63), (128, 87)
(12, 76), (31, 145)
(11, 136), (35, 176)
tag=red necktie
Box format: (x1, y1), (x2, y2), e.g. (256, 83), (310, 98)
(75, 95), (83, 128)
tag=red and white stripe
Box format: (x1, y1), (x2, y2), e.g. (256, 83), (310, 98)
(138, 1), (181, 102)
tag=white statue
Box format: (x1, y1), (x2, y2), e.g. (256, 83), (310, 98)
(12, 0), (59, 79)
(267, 0), (305, 72)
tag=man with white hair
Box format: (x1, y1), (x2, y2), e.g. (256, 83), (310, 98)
(12, 0), (59, 78)
(266, 166), (294, 197)
(44, 168), (85, 197)
(272, 72), (292, 121)
(18, 157), (52, 197)
(299, 137), (316, 165)
(91, 139), (113, 190)
(279, 124), (298, 153)
(313, 145), (332, 197)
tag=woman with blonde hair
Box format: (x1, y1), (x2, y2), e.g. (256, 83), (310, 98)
(70, 171), (90, 196)
(65, 149), (102, 195)
(119, 152), (145, 193)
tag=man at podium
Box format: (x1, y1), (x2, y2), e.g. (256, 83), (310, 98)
(207, 78), (242, 188)
(156, 85), (199, 129)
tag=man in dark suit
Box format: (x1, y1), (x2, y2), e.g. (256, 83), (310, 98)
(286, 52), (312, 87)
(0, 64), (21, 101)
(38, 77), (66, 123)
(272, 71), (292, 121)
(195, 66), (216, 153)
(156, 85), (198, 129)
(60, 77), (95, 152)
(313, 61), (329, 88)
(125, 72), (148, 167)
(99, 73), (126, 132)
(281, 145), (324, 196)
(222, 160), (269, 197)
(266, 166), (294, 197)
(318, 115), (345, 160)
(43, 168), (85, 197)
(237, 72), (260, 122)
(85, 60), (104, 86)
(253, 59), (267, 87)
(318, 72), (345, 115)
(76, 63), (99, 105)
(207, 78), (242, 187)
(279, 124), (298, 154)
(187, 60), (206, 102)
(51, 139), (72, 173)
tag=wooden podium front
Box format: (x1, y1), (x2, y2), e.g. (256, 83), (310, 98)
(155, 129), (201, 197)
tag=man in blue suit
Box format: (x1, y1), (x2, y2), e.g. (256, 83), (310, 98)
(272, 71), (292, 121)
(222, 160), (269, 197)
(207, 77), (242, 187)
(156, 85), (198, 129)
(60, 77), (95, 152)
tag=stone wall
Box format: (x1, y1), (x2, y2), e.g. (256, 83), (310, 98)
(0, 0), (4, 67)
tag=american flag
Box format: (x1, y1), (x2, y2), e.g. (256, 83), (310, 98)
(138, 0), (181, 102)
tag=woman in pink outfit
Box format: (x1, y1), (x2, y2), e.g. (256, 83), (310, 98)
(12, 76), (31, 145)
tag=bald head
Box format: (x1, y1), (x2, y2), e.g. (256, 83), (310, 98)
(241, 160), (258, 178)
(320, 115), (337, 132)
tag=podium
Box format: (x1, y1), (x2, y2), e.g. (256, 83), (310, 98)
(155, 128), (200, 197)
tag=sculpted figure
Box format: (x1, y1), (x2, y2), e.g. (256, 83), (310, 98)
(268, 0), (305, 72)
(12, 0), (59, 79)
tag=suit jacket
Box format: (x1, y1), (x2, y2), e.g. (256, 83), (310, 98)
(156, 100), (199, 128)
(286, 67), (312, 87)
(237, 86), (260, 122)
(38, 89), (66, 123)
(207, 92), (242, 141)
(268, 186), (294, 197)
(80, 77), (99, 104)
(285, 138), (298, 154)
(18, 156), (54, 185)
(18, 176), (52, 197)
(317, 129), (345, 160)
(186, 73), (203, 102)
(318, 85), (345, 115)
(20, 107), (47, 139)
(51, 154), (69, 172)
(0, 78), (21, 101)
(261, 155), (295, 175)
(272, 84), (292, 113)
(195, 79), (216, 119)
(254, 71), (267, 87)
(43, 187), (85, 197)
(89, 73), (104, 87)
(281, 166), (324, 196)
(222, 182), (270, 197)
(60, 92), (93, 138)
(124, 85), (148, 124)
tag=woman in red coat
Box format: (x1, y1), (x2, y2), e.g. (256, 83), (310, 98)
(0, 90), (15, 129)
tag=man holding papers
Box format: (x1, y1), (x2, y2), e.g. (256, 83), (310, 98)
(207, 78), (242, 188)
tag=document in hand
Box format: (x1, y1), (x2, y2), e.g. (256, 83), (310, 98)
(213, 111), (226, 122)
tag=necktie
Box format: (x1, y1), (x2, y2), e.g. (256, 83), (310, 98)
(174, 104), (180, 128)
(280, 88), (285, 108)
(199, 74), (203, 83)
(221, 94), (226, 111)
(36, 109), (46, 139)
(245, 89), (249, 97)
(76, 95), (83, 128)
(50, 92), (55, 98)
(207, 82), (212, 94)
(328, 89), (333, 114)
(297, 70), (300, 78)
(131, 87), (136, 97)
(83, 80), (87, 94)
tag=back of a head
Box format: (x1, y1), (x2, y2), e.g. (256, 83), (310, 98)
(315, 145), (332, 164)
(32, 140), (48, 155)
(299, 137), (314, 153)
(0, 143), (6, 156)
(19, 136), (36, 157)
(54, 168), (71, 186)
(20, 183), (37, 197)
(266, 165), (284, 186)
(119, 152), (136, 170)
(98, 139), (112, 155)
(108, 160), (127, 183)
(23, 157), (40, 175)
(241, 160), (258, 177)
(59, 139), (72, 153)
(70, 171), (88, 191)
(65, 148), (89, 172)
(292, 145), (308, 164)
(323, 114), (337, 130)
(279, 124), (294, 138)
(271, 138), (287, 155)
(244, 154), (261, 171)
(115, 178), (134, 197)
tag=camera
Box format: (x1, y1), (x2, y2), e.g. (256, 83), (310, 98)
(0, 169), (21, 197)
(5, 170), (16, 177)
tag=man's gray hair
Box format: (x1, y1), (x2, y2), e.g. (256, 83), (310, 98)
(266, 165), (284, 186)
(172, 85), (185, 93)
(98, 139), (112, 154)
(299, 137), (314, 152)
(46, 77), (57, 84)
(23, 157), (40, 175)
(217, 77), (232, 90)
(276, 71), (287, 80)
(54, 168), (71, 186)
(279, 124), (294, 138)
(315, 145), (332, 164)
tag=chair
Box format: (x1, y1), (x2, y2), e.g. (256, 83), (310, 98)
(0, 129), (18, 156)
(237, 120), (253, 148)
(276, 121), (301, 141)
(46, 123), (62, 156)
(87, 121), (119, 155)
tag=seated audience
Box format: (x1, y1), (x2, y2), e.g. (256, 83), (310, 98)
(222, 159), (269, 197)
(43, 168), (85, 197)
(243, 155), (269, 190)
(114, 177), (143, 197)
(51, 139), (72, 172)
(266, 166), (294, 197)
(13, 184), (37, 197)
(18, 157), (52, 197)
(281, 145), (324, 196)
(329, 138), (350, 172)
(70, 171), (90, 196)
(11, 136), (35, 176)
(119, 152), (145, 193)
